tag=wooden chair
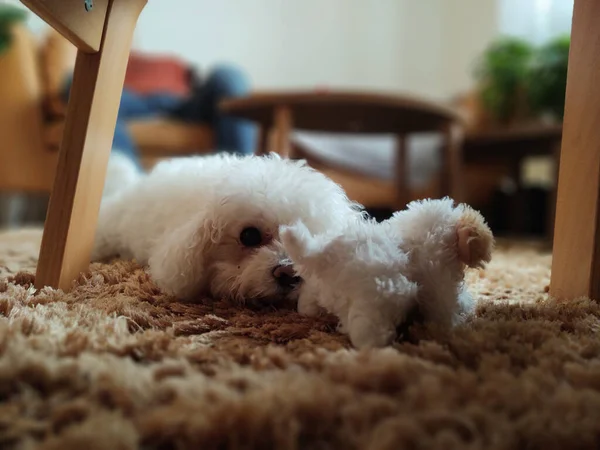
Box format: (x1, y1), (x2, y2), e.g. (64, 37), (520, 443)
(20, 0), (147, 291)
(549, 0), (600, 301)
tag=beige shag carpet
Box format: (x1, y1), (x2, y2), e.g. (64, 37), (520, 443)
(1, 229), (600, 450)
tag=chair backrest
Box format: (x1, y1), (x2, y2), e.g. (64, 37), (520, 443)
(0, 25), (57, 192)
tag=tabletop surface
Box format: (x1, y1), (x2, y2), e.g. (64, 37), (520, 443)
(221, 90), (462, 134)
(465, 122), (562, 144)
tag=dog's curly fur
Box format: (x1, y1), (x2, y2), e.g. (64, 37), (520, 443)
(281, 198), (494, 348)
(93, 153), (364, 303)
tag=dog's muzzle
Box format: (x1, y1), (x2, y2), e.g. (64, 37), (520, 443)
(272, 262), (302, 290)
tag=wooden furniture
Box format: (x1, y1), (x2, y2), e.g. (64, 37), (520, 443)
(17, 0), (148, 291)
(0, 25), (56, 193)
(550, 0), (600, 301)
(221, 90), (466, 208)
(0, 23), (214, 194)
(464, 122), (562, 239)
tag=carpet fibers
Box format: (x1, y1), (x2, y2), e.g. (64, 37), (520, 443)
(1, 229), (600, 450)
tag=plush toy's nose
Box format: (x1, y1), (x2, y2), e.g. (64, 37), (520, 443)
(272, 264), (302, 289)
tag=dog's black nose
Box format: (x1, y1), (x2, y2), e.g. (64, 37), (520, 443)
(272, 264), (302, 289)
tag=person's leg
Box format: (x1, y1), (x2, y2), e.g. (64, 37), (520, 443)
(111, 121), (139, 164)
(111, 92), (183, 166)
(170, 65), (257, 155)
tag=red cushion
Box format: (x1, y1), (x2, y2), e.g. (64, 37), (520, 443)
(124, 52), (190, 97)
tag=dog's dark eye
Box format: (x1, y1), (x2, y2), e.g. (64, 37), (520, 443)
(240, 227), (263, 247)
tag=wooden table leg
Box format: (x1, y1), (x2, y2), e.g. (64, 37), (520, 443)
(394, 134), (409, 209)
(550, 0), (600, 301)
(507, 156), (525, 235)
(35, 0), (147, 291)
(441, 123), (465, 202)
(273, 106), (293, 158)
(256, 126), (271, 156)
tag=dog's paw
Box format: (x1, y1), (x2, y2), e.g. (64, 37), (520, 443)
(456, 206), (494, 268)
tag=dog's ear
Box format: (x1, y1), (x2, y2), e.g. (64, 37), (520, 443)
(456, 205), (494, 269)
(148, 212), (216, 299)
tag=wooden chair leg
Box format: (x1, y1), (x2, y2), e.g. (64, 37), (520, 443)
(35, 0), (147, 291)
(550, 0), (600, 301)
(21, 0), (109, 52)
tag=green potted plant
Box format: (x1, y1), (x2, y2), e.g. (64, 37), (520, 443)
(474, 37), (534, 124)
(0, 4), (27, 56)
(527, 35), (570, 121)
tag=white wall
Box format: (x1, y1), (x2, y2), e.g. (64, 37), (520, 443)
(499, 0), (573, 44)
(133, 1), (408, 93)
(8, 0), (502, 100)
(132, 0), (500, 100)
(439, 0), (501, 99)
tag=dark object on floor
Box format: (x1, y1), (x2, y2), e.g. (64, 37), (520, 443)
(365, 207), (394, 222)
(0, 193), (48, 229)
(486, 185), (550, 237)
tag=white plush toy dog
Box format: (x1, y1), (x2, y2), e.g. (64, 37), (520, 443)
(93, 153), (364, 303)
(280, 198), (494, 349)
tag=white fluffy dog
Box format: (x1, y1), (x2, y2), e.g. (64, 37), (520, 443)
(93, 153), (363, 303)
(280, 198), (494, 348)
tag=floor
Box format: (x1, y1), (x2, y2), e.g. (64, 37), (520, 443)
(2, 230), (600, 449)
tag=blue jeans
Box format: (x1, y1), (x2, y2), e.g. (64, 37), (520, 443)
(62, 65), (256, 165)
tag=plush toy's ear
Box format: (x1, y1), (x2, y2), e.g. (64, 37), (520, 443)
(280, 222), (339, 277)
(456, 205), (494, 268)
(148, 212), (216, 299)
(279, 221), (316, 263)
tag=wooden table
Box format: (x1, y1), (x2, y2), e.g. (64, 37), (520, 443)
(221, 90), (466, 208)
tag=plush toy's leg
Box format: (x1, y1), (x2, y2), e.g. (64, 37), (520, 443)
(34, 0), (147, 291)
(550, 0), (600, 301)
(347, 309), (396, 349)
(297, 283), (322, 317)
(347, 279), (419, 349)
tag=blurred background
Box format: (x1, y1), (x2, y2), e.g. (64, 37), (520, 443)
(0, 0), (574, 243)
